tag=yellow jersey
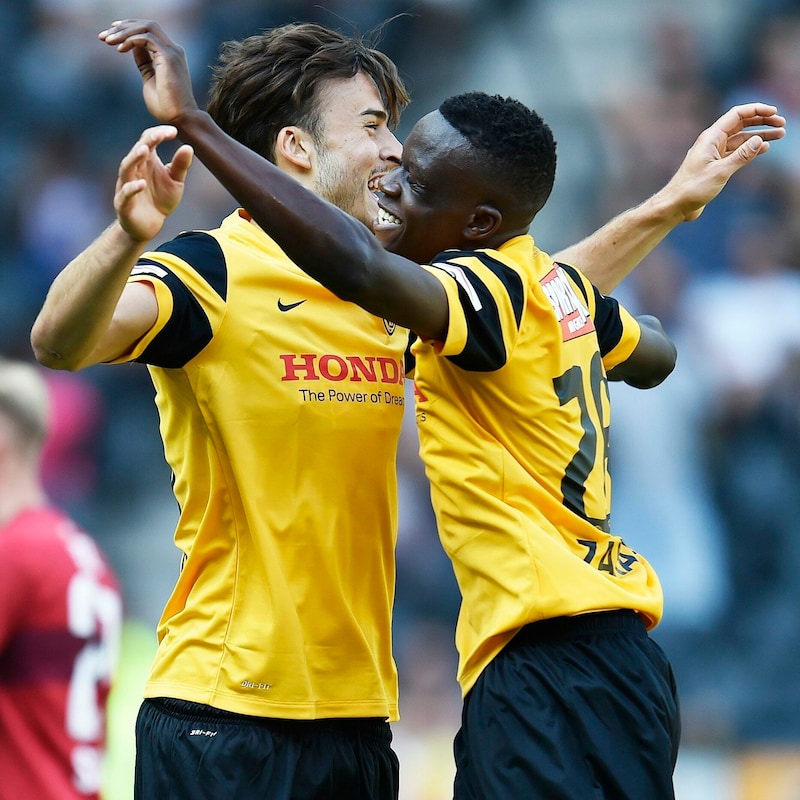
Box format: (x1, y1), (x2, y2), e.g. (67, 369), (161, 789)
(413, 234), (663, 695)
(114, 210), (409, 720)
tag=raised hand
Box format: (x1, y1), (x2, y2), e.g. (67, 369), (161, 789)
(114, 125), (193, 242)
(99, 19), (198, 124)
(663, 102), (786, 222)
(553, 102), (786, 293)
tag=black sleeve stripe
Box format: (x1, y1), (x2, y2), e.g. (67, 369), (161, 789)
(556, 262), (589, 306)
(446, 249), (525, 326)
(559, 264), (622, 356)
(431, 256), (507, 372)
(135, 271), (213, 368)
(557, 262), (624, 355)
(132, 231), (228, 368)
(475, 250), (525, 327)
(592, 293), (624, 355)
(156, 232), (228, 301)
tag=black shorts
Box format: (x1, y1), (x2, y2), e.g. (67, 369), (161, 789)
(453, 610), (681, 800)
(134, 698), (399, 800)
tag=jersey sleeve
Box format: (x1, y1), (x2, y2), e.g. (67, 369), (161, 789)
(421, 250), (525, 372)
(108, 231), (229, 368)
(558, 263), (641, 371)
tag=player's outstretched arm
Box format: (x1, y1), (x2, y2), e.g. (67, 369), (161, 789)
(555, 103), (786, 294)
(31, 126), (193, 370)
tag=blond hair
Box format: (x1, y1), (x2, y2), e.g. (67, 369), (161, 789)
(0, 358), (50, 453)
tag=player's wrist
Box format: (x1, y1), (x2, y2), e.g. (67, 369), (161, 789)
(642, 185), (693, 227)
(172, 107), (210, 141)
(111, 217), (155, 249)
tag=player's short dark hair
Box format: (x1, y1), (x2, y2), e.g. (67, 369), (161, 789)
(207, 22), (410, 163)
(439, 92), (557, 216)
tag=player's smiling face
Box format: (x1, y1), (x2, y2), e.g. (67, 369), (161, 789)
(310, 72), (402, 229)
(373, 111), (482, 264)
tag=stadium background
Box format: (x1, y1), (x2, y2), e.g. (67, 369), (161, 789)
(2, 0), (800, 797)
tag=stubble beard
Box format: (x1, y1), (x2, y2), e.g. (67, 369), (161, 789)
(313, 149), (372, 228)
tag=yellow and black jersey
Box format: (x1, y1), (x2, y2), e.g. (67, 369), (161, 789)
(111, 210), (410, 720)
(412, 234), (663, 695)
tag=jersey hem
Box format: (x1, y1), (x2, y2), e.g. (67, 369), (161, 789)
(143, 682), (400, 722)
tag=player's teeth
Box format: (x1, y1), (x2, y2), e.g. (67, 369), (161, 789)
(378, 208), (400, 225)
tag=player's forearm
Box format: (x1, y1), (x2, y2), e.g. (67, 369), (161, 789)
(30, 222), (148, 370)
(553, 193), (685, 295)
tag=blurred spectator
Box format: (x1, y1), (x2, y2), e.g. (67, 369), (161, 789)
(609, 247), (734, 744)
(723, 12), (800, 181)
(610, 247), (731, 633)
(575, 0), (800, 759)
(18, 132), (110, 305)
(0, 357), (122, 799)
(722, 10), (800, 270)
(40, 370), (104, 515)
(683, 210), (800, 742)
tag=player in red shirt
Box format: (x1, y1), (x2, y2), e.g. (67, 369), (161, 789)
(0, 358), (122, 800)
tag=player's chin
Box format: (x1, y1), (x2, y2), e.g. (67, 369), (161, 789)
(373, 223), (404, 253)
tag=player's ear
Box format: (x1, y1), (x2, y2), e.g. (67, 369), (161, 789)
(464, 204), (501, 242)
(275, 126), (313, 171)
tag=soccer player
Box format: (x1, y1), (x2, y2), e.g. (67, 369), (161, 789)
(92, 19), (787, 800)
(0, 358), (122, 800)
(32, 23), (409, 800)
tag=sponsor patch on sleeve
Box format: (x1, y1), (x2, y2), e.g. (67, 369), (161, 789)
(541, 266), (595, 340)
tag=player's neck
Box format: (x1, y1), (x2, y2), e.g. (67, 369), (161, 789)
(0, 469), (47, 528)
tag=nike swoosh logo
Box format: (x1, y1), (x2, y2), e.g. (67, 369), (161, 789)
(277, 299), (307, 312)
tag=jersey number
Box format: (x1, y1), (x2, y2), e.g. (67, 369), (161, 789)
(553, 352), (610, 531)
(65, 535), (122, 795)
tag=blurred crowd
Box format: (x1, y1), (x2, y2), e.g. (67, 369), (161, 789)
(3, 0), (800, 797)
